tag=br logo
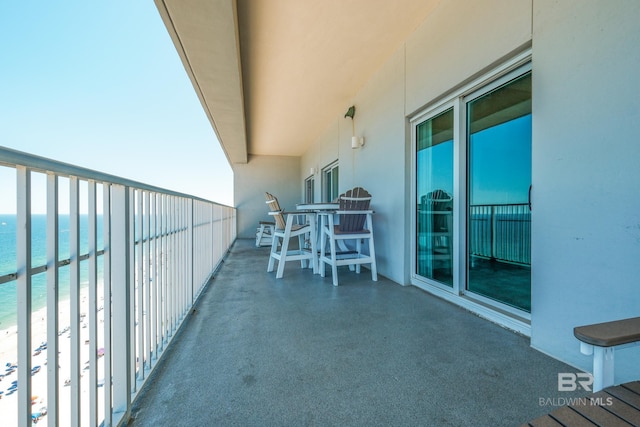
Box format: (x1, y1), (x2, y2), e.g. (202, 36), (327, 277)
(558, 373), (593, 392)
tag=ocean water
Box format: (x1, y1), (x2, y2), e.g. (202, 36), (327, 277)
(0, 214), (104, 330)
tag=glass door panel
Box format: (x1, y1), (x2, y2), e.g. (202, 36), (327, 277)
(416, 108), (454, 286)
(467, 72), (532, 312)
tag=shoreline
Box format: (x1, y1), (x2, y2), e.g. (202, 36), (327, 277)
(0, 279), (96, 332)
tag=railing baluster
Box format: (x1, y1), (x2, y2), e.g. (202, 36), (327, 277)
(129, 188), (136, 393)
(103, 183), (113, 427)
(166, 195), (171, 337)
(181, 199), (185, 315)
(145, 191), (151, 373)
(185, 199), (190, 314)
(155, 194), (162, 353)
(161, 194), (167, 349)
(16, 166), (32, 427)
(88, 180), (98, 426)
(174, 196), (179, 330)
(185, 199), (190, 311)
(177, 198), (182, 320)
(178, 198), (183, 320)
(170, 196), (176, 333)
(46, 172), (59, 427)
(166, 196), (172, 337)
(176, 197), (180, 325)
(136, 190), (144, 381)
(69, 176), (81, 427)
(214, 205), (217, 269)
(111, 184), (131, 419)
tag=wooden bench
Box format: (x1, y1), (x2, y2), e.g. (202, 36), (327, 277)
(521, 381), (640, 426)
(574, 317), (640, 392)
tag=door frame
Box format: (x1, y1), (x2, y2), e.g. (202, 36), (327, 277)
(409, 50), (532, 335)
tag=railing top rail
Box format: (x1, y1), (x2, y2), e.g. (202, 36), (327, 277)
(0, 145), (234, 209)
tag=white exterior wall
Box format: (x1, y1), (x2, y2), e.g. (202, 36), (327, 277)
(296, 0), (640, 382)
(301, 121), (340, 201)
(405, 0), (532, 113)
(342, 48), (408, 285)
(301, 48), (408, 285)
(531, 0), (640, 382)
(234, 155), (300, 239)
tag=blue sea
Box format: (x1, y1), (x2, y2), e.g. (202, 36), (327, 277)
(0, 214), (104, 330)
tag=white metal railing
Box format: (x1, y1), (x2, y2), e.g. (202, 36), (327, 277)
(0, 146), (236, 426)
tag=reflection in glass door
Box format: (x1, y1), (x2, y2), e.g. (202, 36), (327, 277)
(467, 72), (532, 312)
(416, 108), (454, 287)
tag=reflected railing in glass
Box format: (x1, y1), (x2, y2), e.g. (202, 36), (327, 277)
(469, 203), (531, 266)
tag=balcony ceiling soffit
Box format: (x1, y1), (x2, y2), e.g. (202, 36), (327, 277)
(157, 0), (248, 164)
(238, 0), (439, 157)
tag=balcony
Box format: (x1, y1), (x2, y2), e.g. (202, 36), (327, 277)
(126, 238), (588, 427)
(1, 147), (589, 426)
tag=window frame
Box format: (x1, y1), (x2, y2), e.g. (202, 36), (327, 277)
(412, 102), (457, 291)
(322, 161), (339, 202)
(304, 175), (315, 203)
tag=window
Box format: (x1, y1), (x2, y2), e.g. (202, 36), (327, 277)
(304, 176), (315, 203)
(322, 161), (339, 202)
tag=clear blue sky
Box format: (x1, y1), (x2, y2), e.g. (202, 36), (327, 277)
(0, 1), (233, 213)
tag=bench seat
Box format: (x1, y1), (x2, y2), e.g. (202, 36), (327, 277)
(574, 317), (640, 348)
(574, 317), (640, 392)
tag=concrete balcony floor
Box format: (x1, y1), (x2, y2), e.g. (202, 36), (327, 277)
(128, 239), (587, 426)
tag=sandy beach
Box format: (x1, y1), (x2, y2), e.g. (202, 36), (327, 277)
(0, 286), (106, 426)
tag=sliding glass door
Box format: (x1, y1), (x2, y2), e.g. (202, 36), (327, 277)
(412, 57), (532, 318)
(466, 72), (532, 312)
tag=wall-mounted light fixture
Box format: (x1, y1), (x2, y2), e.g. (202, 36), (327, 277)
(344, 106), (355, 119)
(310, 167), (316, 175)
(345, 105), (365, 149)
